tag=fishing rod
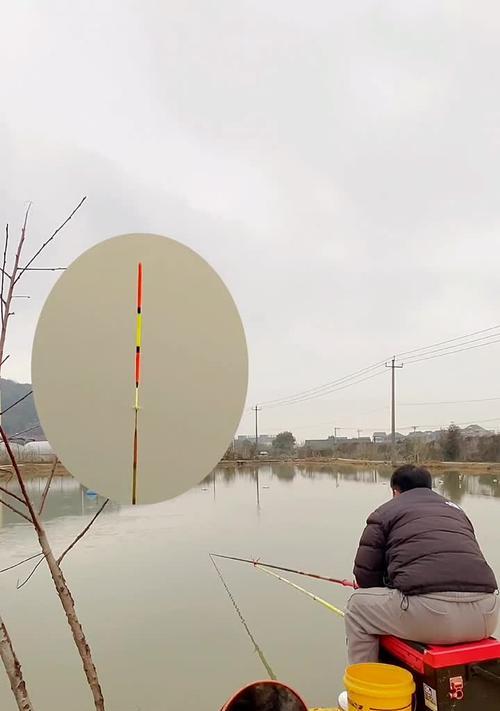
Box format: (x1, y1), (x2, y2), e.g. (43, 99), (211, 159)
(210, 553), (356, 589)
(255, 565), (345, 618)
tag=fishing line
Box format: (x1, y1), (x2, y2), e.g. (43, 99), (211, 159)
(209, 554), (277, 680)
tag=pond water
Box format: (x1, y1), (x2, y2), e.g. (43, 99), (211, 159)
(0, 464), (498, 710)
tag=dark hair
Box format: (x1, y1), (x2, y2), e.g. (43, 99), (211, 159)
(390, 464), (432, 492)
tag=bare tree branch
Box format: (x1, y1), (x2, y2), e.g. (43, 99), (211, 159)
(0, 205), (31, 362)
(0, 617), (34, 710)
(0, 391), (32, 417)
(17, 557), (45, 590)
(0, 198), (105, 710)
(0, 498), (32, 523)
(38, 457), (58, 515)
(0, 494), (108, 579)
(15, 196), (86, 285)
(57, 499), (109, 565)
(0, 428), (105, 709)
(1, 226), (9, 325)
(0, 553), (43, 575)
(0, 430), (40, 528)
(0, 486), (28, 507)
(21, 267), (66, 272)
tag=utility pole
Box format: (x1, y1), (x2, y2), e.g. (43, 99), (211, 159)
(334, 427), (338, 442)
(253, 405), (262, 455)
(385, 356), (403, 465)
(357, 429), (361, 440)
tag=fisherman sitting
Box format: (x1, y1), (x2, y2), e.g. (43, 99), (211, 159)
(338, 464), (499, 710)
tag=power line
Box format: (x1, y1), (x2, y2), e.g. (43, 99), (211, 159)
(396, 323), (500, 358)
(256, 325), (500, 411)
(262, 368), (387, 409)
(404, 337), (500, 365)
(403, 331), (500, 362)
(400, 395), (500, 406)
(257, 359), (388, 408)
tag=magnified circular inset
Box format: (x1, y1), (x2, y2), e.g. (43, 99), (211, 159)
(31, 233), (248, 505)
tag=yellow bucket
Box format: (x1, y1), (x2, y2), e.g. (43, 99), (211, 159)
(343, 663), (415, 711)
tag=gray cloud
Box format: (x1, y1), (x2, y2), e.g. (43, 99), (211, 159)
(2, 1), (500, 439)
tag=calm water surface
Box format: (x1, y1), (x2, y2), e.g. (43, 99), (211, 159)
(0, 465), (499, 710)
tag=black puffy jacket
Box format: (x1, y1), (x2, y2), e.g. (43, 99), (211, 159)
(353, 487), (497, 595)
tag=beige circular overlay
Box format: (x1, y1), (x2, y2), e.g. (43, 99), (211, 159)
(31, 234), (248, 505)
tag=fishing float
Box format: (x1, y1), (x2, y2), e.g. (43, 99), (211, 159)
(132, 262), (143, 505)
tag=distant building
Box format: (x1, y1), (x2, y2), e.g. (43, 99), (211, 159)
(373, 431), (388, 443)
(461, 424), (494, 438)
(237, 434), (274, 446)
(407, 430), (439, 443)
(304, 435), (336, 453)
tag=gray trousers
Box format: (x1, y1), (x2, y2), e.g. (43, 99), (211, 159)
(345, 588), (500, 665)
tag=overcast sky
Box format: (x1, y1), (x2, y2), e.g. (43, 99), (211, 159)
(2, 1), (500, 440)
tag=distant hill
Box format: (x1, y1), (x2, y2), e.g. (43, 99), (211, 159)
(0, 378), (44, 439)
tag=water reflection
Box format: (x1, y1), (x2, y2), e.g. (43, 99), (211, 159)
(1, 465), (498, 528)
(0, 476), (115, 525)
(206, 464), (500, 501)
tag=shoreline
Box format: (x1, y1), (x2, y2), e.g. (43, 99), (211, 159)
(2, 458), (499, 480)
(0, 462), (70, 478)
(218, 458), (500, 474)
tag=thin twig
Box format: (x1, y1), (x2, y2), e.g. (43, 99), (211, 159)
(39, 457), (58, 515)
(0, 355), (10, 367)
(0, 486), (28, 507)
(15, 196), (86, 285)
(0, 553), (43, 574)
(17, 557), (45, 589)
(21, 267), (66, 272)
(0, 429), (40, 530)
(7, 497), (108, 592)
(57, 499), (109, 565)
(1, 226), (9, 325)
(0, 392), (32, 417)
(0, 498), (32, 523)
(0, 205), (31, 363)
